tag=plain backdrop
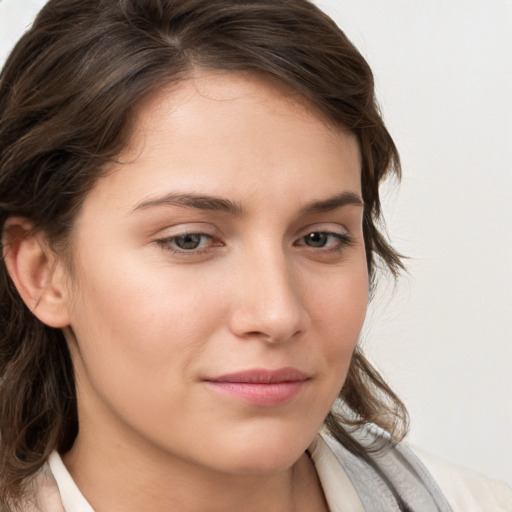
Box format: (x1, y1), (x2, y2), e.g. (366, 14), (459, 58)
(1, 0), (511, 487)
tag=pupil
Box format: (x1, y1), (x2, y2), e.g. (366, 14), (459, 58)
(306, 232), (327, 247)
(176, 234), (201, 250)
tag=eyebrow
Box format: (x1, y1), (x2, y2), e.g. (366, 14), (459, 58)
(302, 191), (364, 214)
(132, 193), (243, 215)
(132, 191), (364, 215)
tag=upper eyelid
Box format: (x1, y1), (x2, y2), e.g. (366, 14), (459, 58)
(294, 231), (353, 245)
(295, 223), (350, 237)
(157, 232), (216, 244)
(151, 222), (219, 238)
(298, 231), (351, 239)
(153, 221), (352, 241)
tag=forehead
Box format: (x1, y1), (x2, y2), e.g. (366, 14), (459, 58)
(84, 70), (362, 218)
(122, 69), (358, 162)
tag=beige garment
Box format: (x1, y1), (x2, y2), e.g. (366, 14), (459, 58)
(410, 445), (512, 512)
(25, 435), (512, 512)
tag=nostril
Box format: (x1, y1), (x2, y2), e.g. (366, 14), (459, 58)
(240, 328), (303, 344)
(246, 331), (264, 337)
(243, 330), (275, 341)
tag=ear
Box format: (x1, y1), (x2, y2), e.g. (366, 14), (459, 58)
(2, 217), (71, 328)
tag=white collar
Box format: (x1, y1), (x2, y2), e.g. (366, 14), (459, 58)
(48, 451), (94, 512)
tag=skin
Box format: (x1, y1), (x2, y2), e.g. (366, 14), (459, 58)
(8, 71), (368, 511)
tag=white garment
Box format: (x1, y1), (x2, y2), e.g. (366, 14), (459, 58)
(26, 434), (512, 512)
(47, 452), (93, 512)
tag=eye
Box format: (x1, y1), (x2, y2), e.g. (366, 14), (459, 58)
(303, 232), (331, 248)
(296, 231), (353, 251)
(156, 232), (215, 253)
(172, 233), (209, 250)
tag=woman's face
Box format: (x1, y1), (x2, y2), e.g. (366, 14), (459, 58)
(62, 71), (368, 474)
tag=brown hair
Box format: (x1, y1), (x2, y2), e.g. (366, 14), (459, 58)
(0, 0), (406, 508)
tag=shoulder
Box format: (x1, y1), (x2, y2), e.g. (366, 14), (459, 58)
(318, 425), (512, 512)
(318, 427), (453, 510)
(408, 444), (512, 512)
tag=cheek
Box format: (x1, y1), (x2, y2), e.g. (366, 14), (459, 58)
(66, 252), (224, 395)
(65, 258), (225, 444)
(310, 260), (368, 336)
(309, 259), (369, 380)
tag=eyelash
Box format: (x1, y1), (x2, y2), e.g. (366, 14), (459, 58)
(155, 230), (353, 256)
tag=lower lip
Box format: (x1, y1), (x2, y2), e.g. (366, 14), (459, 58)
(204, 380), (307, 407)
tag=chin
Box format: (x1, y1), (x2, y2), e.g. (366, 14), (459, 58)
(199, 425), (316, 475)
(217, 450), (305, 475)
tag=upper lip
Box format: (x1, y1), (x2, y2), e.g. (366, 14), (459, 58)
(205, 367), (309, 384)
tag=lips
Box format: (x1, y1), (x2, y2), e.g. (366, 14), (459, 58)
(203, 367), (309, 407)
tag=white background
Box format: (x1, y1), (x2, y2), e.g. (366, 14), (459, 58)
(1, 0), (511, 487)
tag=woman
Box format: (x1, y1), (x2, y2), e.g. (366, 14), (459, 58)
(0, 1), (510, 511)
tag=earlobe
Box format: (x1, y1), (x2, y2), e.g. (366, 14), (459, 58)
(2, 217), (71, 328)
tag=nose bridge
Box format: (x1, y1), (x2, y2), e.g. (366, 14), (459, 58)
(230, 241), (307, 342)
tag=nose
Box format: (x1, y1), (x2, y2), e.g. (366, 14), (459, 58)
(228, 250), (309, 344)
